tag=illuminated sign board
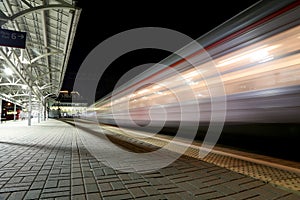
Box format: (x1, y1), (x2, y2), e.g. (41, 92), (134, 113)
(0, 28), (26, 49)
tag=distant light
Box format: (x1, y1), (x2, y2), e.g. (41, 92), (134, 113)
(60, 90), (68, 94)
(4, 68), (13, 76)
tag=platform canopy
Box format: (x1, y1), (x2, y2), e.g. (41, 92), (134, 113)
(0, 0), (81, 109)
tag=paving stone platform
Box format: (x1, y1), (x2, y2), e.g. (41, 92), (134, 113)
(0, 119), (299, 200)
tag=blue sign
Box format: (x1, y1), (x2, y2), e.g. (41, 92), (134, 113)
(0, 28), (26, 49)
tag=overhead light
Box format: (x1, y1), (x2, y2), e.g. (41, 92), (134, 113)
(4, 68), (13, 76)
(19, 50), (31, 64)
(19, 56), (30, 64)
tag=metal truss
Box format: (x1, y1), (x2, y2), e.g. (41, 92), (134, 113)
(0, 0), (81, 113)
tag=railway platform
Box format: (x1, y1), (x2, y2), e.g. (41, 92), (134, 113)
(0, 119), (299, 200)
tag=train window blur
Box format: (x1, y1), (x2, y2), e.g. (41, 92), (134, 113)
(87, 1), (300, 125)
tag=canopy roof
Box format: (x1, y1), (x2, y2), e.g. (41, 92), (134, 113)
(0, 0), (81, 109)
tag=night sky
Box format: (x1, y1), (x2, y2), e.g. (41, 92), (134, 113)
(62, 1), (259, 101)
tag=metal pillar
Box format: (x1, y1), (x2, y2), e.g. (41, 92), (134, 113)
(28, 89), (32, 126)
(41, 102), (44, 121)
(38, 103), (41, 123)
(13, 103), (16, 121)
(0, 98), (2, 123)
(43, 101), (47, 121)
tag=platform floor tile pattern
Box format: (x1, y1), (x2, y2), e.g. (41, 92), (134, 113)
(0, 119), (299, 200)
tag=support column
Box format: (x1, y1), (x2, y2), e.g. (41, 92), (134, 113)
(38, 102), (40, 123)
(44, 100), (47, 121)
(41, 101), (44, 121)
(28, 89), (32, 126)
(0, 98), (2, 123)
(13, 103), (16, 121)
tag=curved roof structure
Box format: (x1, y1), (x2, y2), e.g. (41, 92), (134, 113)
(0, 0), (81, 110)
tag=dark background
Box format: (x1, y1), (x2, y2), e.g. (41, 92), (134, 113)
(62, 1), (260, 101)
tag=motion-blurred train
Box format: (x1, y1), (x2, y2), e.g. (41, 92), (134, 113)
(82, 0), (300, 159)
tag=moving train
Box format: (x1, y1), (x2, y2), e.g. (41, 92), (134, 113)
(81, 0), (300, 159)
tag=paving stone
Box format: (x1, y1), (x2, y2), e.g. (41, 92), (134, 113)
(55, 196), (70, 200)
(175, 181), (198, 192)
(82, 171), (93, 178)
(71, 172), (82, 179)
(98, 183), (113, 192)
(7, 176), (23, 184)
(44, 180), (58, 188)
(71, 194), (86, 200)
(7, 191), (26, 200)
(97, 176), (120, 184)
(275, 194), (300, 200)
(108, 181), (124, 190)
(86, 192), (102, 200)
(141, 186), (162, 196)
(226, 190), (262, 200)
(212, 184), (236, 196)
(71, 185), (85, 195)
(24, 189), (42, 199)
(4, 182), (32, 189)
(85, 183), (99, 193)
(158, 187), (184, 195)
(71, 178), (84, 186)
(102, 193), (132, 200)
(133, 195), (167, 200)
(22, 176), (36, 183)
(103, 168), (116, 176)
(42, 186), (70, 194)
(0, 192), (11, 200)
(1, 172), (16, 178)
(92, 168), (105, 177)
(176, 192), (197, 200)
(101, 189), (131, 198)
(30, 181), (45, 190)
(40, 190), (70, 198)
(38, 170), (50, 175)
(0, 186), (30, 193)
(124, 181), (150, 189)
(58, 179), (71, 187)
(128, 187), (147, 198)
(117, 174), (131, 181)
(35, 175), (48, 181)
